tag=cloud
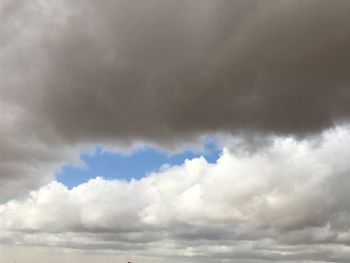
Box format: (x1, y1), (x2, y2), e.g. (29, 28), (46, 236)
(1, 128), (350, 262)
(1, 0), (350, 200)
(3, 0), (350, 143)
(1, 1), (350, 260)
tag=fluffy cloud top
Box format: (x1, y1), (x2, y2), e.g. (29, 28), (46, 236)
(1, 128), (350, 262)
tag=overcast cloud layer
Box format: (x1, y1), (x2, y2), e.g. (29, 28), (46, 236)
(1, 128), (350, 262)
(1, 0), (350, 262)
(2, 0), (350, 142)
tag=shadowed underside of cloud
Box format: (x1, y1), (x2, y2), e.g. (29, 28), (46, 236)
(1, 0), (350, 200)
(2, 0), (350, 143)
(1, 128), (350, 262)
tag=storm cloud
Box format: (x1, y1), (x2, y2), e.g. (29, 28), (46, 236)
(2, 0), (350, 144)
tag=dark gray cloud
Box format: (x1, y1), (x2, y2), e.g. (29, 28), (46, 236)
(2, 0), (350, 146)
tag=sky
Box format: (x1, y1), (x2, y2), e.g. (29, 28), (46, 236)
(56, 142), (221, 188)
(1, 0), (350, 262)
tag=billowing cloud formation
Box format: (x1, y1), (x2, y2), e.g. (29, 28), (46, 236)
(1, 128), (350, 262)
(2, 0), (350, 200)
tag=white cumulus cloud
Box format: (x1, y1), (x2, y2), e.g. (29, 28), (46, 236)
(1, 127), (350, 262)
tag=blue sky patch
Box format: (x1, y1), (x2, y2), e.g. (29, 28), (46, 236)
(56, 141), (221, 188)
